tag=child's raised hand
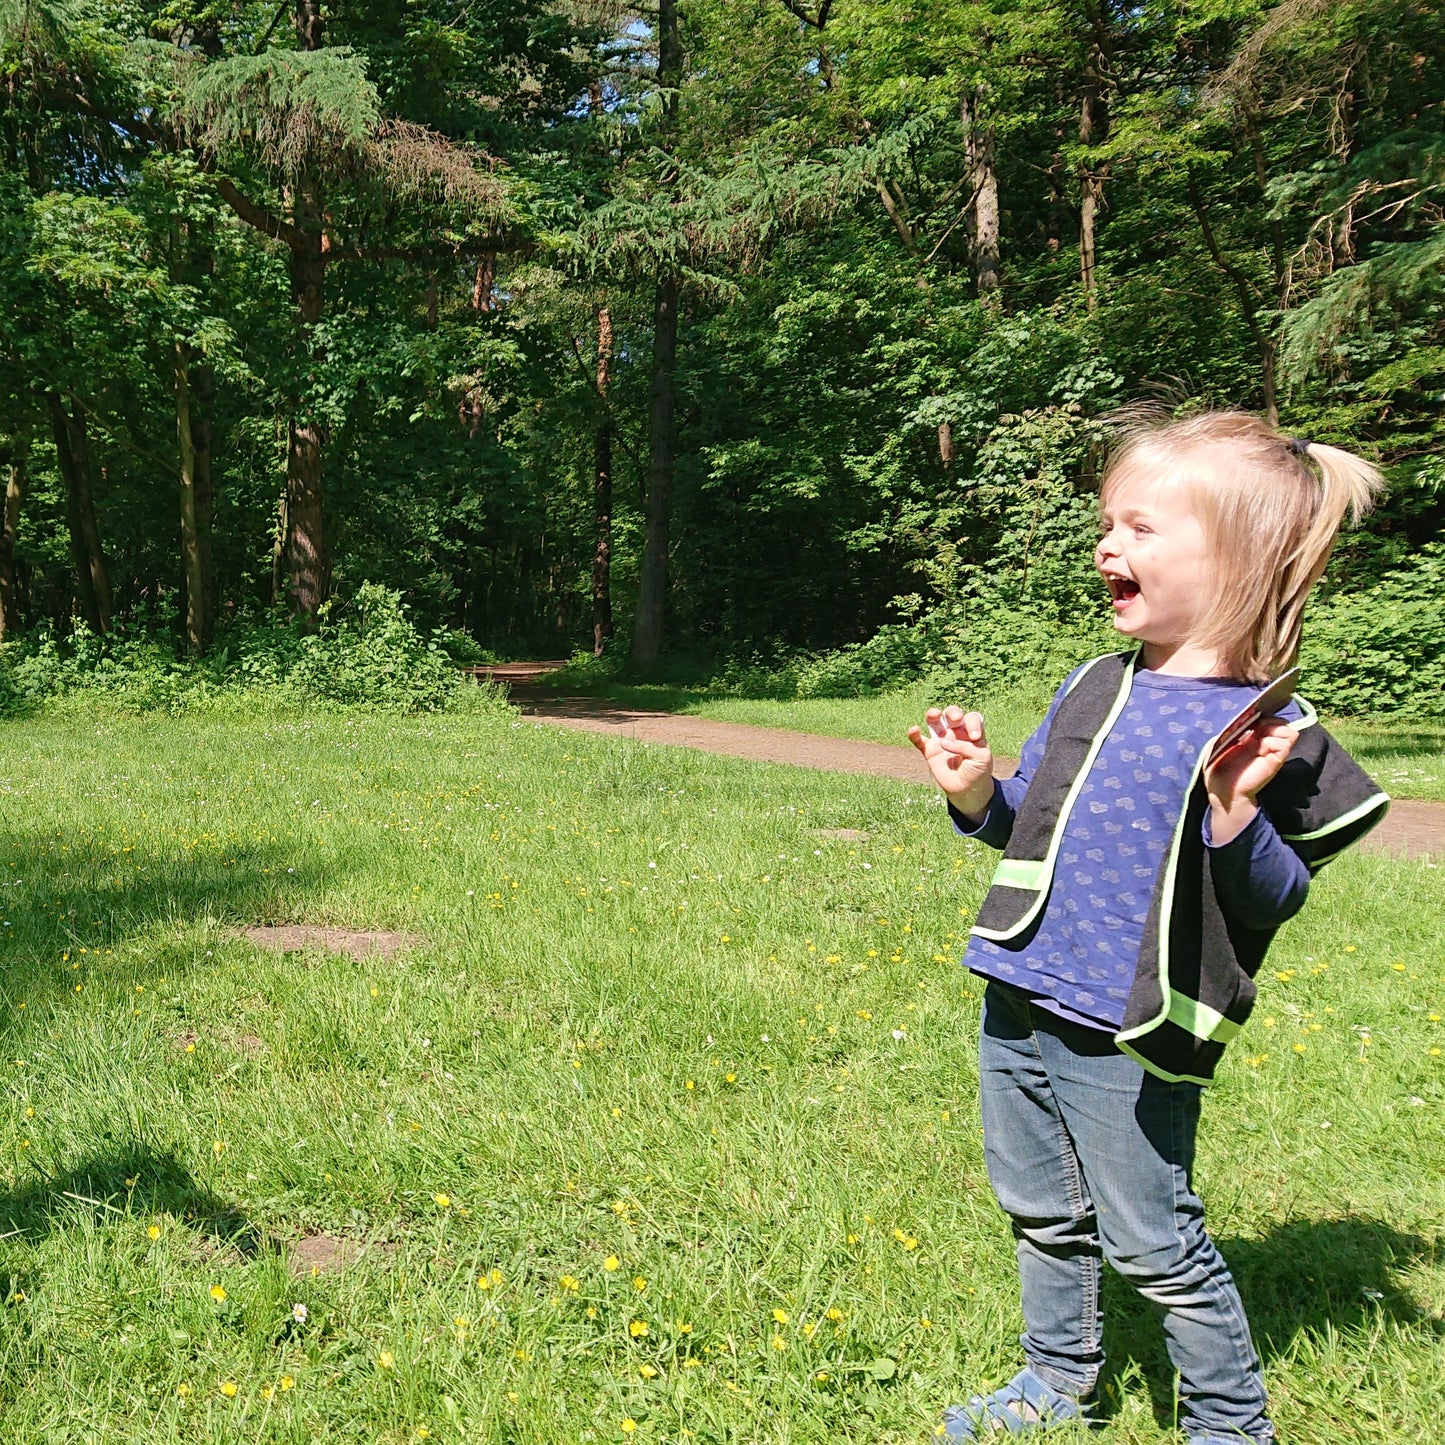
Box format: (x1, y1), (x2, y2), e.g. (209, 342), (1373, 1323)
(1205, 717), (1298, 844)
(907, 705), (996, 819)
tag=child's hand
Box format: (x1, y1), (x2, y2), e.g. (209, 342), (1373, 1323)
(1205, 717), (1298, 844)
(907, 706), (995, 819)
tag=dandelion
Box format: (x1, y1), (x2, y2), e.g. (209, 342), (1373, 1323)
(633, 1276), (647, 1292)
(621, 1422), (637, 1436)
(1431, 1048), (1442, 1057)
(212, 1140), (226, 1156)
(639, 1364), (658, 1379)
(771, 1308), (789, 1324)
(676, 1321), (692, 1333)
(604, 1256), (621, 1272)
(1293, 1043), (1307, 1054)
(147, 1225), (160, 1241)
(560, 1275), (580, 1292)
(629, 1319), (650, 1338)
(920, 1316), (933, 1329)
(433, 1193), (451, 1209)
(771, 1335), (787, 1352)
(177, 1384), (192, 1398)
(725, 1072), (737, 1084)
(825, 1307), (844, 1322)
(220, 1381), (238, 1398)
(378, 1351), (395, 1369)
(280, 1375), (295, 1392)
(209, 1285), (227, 1302)
(816, 1371), (830, 1383)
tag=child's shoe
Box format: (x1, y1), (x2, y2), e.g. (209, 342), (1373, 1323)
(941, 1366), (1092, 1439)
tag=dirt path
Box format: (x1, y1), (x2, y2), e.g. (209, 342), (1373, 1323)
(514, 690), (1444, 861)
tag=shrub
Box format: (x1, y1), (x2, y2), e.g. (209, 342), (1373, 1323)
(0, 585), (506, 717)
(1301, 544), (1445, 718)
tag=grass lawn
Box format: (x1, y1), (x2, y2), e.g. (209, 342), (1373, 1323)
(0, 704), (1441, 1442)
(541, 680), (1445, 802)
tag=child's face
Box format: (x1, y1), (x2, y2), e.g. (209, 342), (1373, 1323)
(1095, 474), (1217, 670)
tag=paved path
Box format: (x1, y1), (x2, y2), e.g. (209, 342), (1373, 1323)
(514, 690), (1443, 861)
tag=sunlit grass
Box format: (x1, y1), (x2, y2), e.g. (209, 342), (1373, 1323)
(0, 707), (1439, 1441)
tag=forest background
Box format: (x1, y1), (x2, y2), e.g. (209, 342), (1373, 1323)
(1, 0), (1442, 719)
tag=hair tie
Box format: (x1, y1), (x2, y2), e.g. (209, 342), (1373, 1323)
(1286, 436), (1313, 457)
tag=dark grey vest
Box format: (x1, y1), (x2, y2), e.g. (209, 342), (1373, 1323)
(972, 651), (1389, 1083)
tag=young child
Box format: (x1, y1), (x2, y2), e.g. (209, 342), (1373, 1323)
(909, 412), (1390, 1444)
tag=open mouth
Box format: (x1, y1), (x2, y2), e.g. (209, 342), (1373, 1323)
(1106, 576), (1140, 606)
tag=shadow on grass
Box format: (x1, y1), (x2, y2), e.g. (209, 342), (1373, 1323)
(1099, 1215), (1443, 1428)
(1328, 722), (1445, 764)
(0, 830), (351, 1028)
(0, 1144), (261, 1254)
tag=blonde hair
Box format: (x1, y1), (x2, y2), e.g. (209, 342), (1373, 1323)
(1099, 410), (1384, 683)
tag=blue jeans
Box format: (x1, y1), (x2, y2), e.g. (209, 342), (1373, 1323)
(978, 981), (1272, 1443)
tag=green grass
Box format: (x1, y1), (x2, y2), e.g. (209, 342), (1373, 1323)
(540, 679), (1445, 801)
(0, 705), (1441, 1442)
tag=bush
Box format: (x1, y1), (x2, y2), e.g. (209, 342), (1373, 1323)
(1301, 544), (1445, 717)
(0, 585), (507, 717)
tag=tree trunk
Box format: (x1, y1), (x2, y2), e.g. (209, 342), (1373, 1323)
(631, 275), (678, 670)
(0, 425), (28, 641)
(1078, 9), (1113, 314)
(283, 0), (330, 623)
(175, 344), (205, 653)
(472, 253), (496, 311)
(961, 89), (1001, 304)
(47, 393), (111, 633)
(192, 357), (216, 641)
(284, 185), (329, 621)
(630, 0), (682, 671)
(592, 306), (615, 657)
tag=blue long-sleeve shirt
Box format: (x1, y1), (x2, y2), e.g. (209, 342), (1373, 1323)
(953, 667), (1310, 1032)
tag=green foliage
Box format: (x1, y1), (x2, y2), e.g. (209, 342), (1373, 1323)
(1302, 545), (1445, 719)
(0, 585), (502, 716)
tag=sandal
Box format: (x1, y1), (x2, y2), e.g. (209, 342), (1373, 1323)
(941, 1367), (1092, 1439)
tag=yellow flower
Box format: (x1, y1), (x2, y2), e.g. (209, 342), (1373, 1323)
(433, 1193), (451, 1209)
(1293, 1043), (1307, 1054)
(1431, 1048), (1442, 1057)
(856, 1010), (872, 1020)
(378, 1351), (395, 1369)
(147, 1225), (160, 1241)
(846, 1232), (860, 1244)
(220, 1381), (238, 1398)
(816, 1371), (830, 1383)
(560, 1275), (580, 1292)
(825, 1307), (844, 1321)
(280, 1375), (295, 1391)
(209, 1285), (227, 1302)
(725, 1072), (737, 1084)
(676, 1320), (692, 1333)
(1274, 970), (1295, 982)
(920, 1316), (933, 1328)
(771, 1308), (789, 1324)
(628, 1319), (650, 1338)
(632, 1276), (647, 1292)
(262, 1386), (275, 1400)
(212, 1140), (225, 1156)
(604, 1255), (621, 1272)
(684, 1080), (695, 1090)
(1262, 1017), (1276, 1028)
(176, 1384), (192, 1398)
(639, 1364), (658, 1379)
(415, 1431), (431, 1442)
(771, 1335), (787, 1352)
(621, 1422), (637, 1436)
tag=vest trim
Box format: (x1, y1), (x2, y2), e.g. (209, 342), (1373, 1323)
(969, 650), (1140, 944)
